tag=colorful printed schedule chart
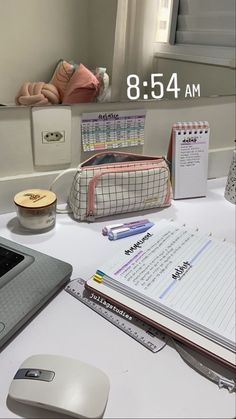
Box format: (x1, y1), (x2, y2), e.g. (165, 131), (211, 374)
(81, 110), (146, 151)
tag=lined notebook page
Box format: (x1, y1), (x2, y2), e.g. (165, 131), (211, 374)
(99, 220), (235, 347)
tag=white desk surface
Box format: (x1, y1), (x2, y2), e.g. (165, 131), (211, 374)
(0, 178), (235, 419)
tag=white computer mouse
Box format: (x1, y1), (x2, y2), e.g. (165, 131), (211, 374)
(8, 354), (110, 418)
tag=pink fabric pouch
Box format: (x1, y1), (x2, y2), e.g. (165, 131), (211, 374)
(63, 64), (99, 104)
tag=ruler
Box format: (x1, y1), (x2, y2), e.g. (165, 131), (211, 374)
(65, 278), (167, 353)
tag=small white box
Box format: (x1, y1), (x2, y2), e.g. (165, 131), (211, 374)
(167, 121), (209, 199)
(31, 107), (71, 167)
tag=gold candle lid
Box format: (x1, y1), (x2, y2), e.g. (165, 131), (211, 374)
(14, 189), (57, 209)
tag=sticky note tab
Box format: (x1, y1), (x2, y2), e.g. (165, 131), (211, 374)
(93, 271), (104, 283)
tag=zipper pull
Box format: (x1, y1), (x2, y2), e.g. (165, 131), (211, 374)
(87, 211), (95, 222)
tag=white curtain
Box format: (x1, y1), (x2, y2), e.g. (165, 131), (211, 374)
(111, 0), (158, 101)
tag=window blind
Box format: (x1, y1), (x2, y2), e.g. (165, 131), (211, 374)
(175, 0), (235, 47)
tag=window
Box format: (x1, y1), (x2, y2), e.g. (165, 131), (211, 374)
(155, 0), (236, 67)
(155, 0), (174, 43)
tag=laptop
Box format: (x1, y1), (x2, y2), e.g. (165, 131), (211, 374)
(0, 236), (72, 350)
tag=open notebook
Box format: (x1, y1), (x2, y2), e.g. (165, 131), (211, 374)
(87, 219), (236, 370)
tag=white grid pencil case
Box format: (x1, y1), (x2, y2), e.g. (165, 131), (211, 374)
(68, 151), (172, 221)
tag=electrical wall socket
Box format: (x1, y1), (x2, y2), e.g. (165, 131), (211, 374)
(31, 107), (71, 167)
(42, 131), (65, 143)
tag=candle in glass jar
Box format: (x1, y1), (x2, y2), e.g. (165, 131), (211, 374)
(14, 189), (57, 231)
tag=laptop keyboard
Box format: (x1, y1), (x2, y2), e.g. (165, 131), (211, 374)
(0, 246), (24, 278)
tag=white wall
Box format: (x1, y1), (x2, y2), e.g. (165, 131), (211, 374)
(88, 0), (117, 77)
(0, 0), (118, 105)
(0, 96), (235, 213)
(0, 0), (89, 104)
